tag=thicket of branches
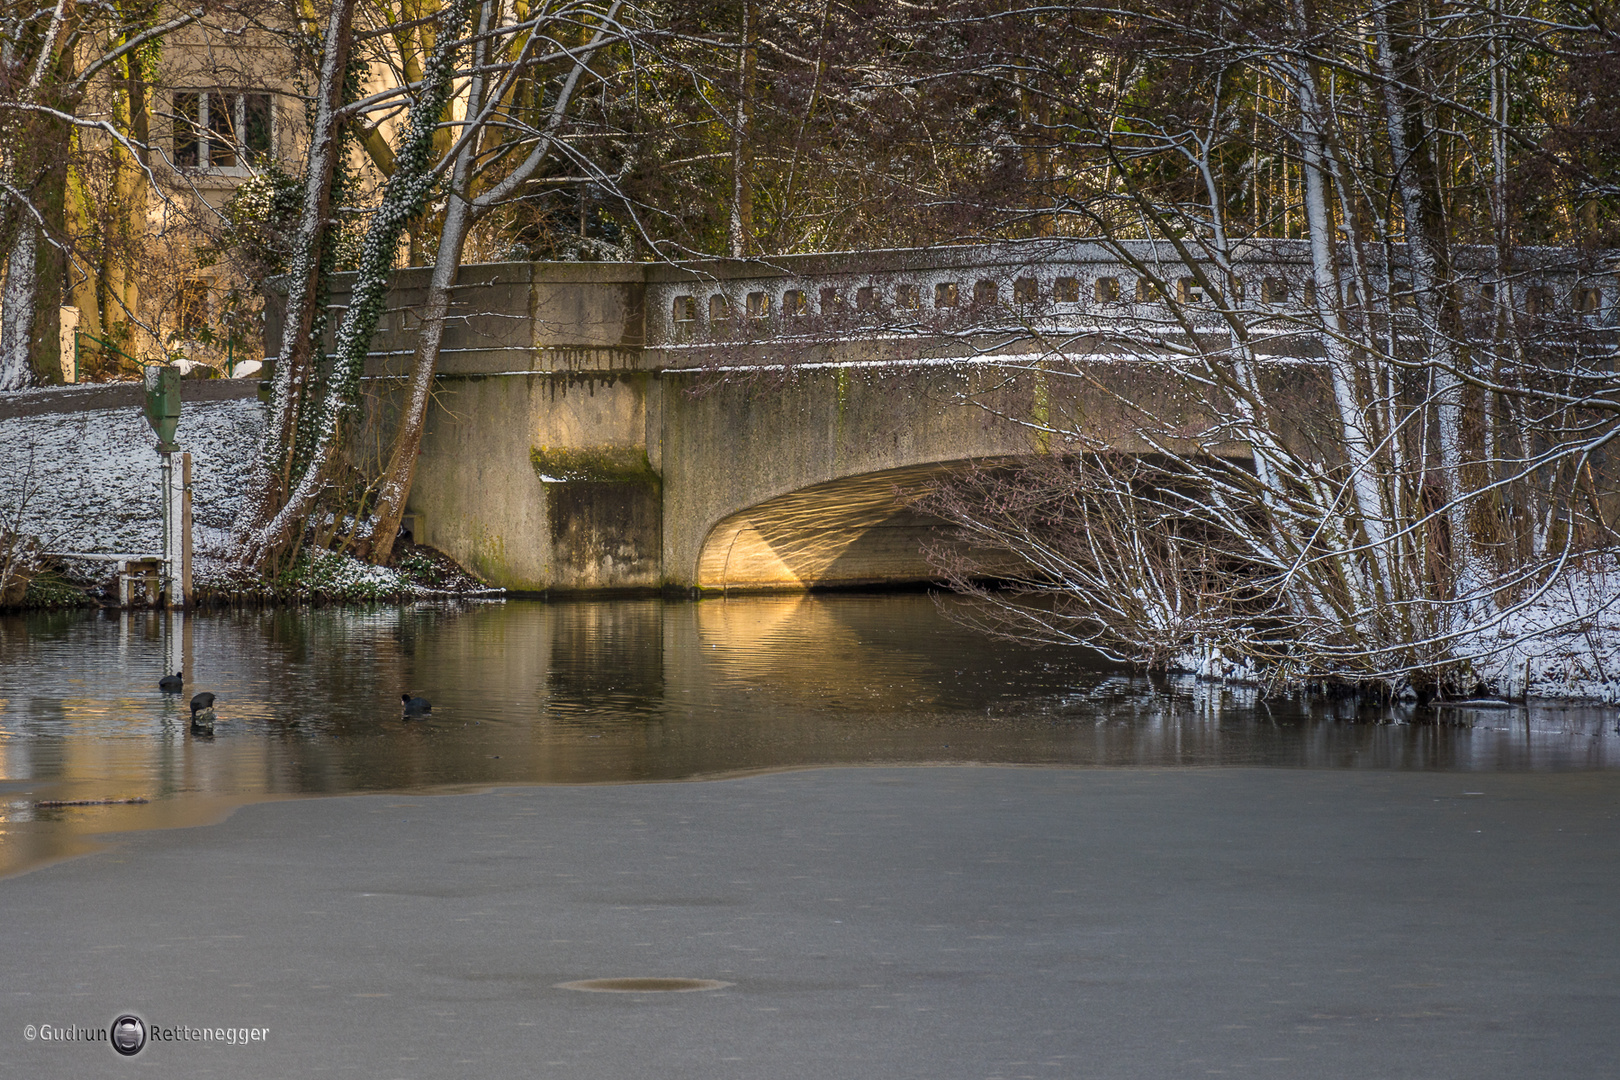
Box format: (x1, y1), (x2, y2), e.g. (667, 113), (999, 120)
(876, 1), (1620, 694)
(644, 1), (1620, 693)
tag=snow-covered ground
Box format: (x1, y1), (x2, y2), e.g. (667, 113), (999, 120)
(1471, 562), (1620, 704)
(0, 396), (497, 602)
(0, 398), (262, 556)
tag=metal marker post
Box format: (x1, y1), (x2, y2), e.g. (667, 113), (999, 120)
(142, 365), (190, 609)
(159, 452), (192, 609)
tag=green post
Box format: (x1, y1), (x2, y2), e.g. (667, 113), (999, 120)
(143, 364), (182, 452)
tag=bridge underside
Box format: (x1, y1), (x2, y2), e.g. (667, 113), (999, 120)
(695, 463), (975, 591)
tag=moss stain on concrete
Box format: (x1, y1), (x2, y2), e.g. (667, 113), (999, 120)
(530, 445), (660, 485)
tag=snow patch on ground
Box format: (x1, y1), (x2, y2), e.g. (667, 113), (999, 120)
(0, 399), (263, 555)
(1470, 561), (1620, 703)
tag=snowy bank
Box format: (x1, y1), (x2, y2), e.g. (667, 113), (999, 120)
(0, 394), (499, 605)
(1469, 562), (1620, 704)
(0, 397), (263, 556)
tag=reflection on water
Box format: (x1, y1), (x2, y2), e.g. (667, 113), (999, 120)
(1, 594), (1616, 875)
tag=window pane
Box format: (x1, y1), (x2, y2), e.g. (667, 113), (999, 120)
(243, 94), (272, 162)
(174, 92), (199, 167)
(208, 92), (236, 168)
(178, 280), (208, 337)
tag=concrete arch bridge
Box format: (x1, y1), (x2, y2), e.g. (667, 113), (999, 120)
(298, 239), (1614, 593)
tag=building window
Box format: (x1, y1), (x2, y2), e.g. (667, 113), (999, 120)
(672, 295), (696, 323)
(1525, 285), (1553, 315)
(974, 280), (999, 306)
(1094, 276), (1120, 303)
(177, 280), (209, 338)
(1054, 276), (1079, 303)
(782, 290), (808, 317)
(1014, 277), (1038, 304)
(1135, 277), (1162, 303)
(746, 291), (770, 319)
(709, 294), (731, 321)
(1262, 277), (1289, 304)
(935, 282), (959, 308)
(1574, 287), (1602, 316)
(1177, 277), (1206, 304)
(175, 90), (273, 170)
(820, 287), (842, 314)
(896, 283), (920, 309)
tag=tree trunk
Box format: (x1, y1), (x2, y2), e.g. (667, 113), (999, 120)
(1287, 39), (1390, 599)
(1371, 8), (1481, 606)
(248, 0), (477, 568)
(728, 0), (756, 258)
(233, 0), (359, 568)
(363, 0), (626, 565)
(0, 224), (38, 391)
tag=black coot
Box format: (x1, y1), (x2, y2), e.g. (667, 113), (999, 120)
(402, 693), (432, 716)
(189, 692), (218, 735)
(159, 671), (183, 692)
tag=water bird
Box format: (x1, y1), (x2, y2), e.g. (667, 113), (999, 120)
(159, 671), (183, 692)
(401, 694), (432, 716)
(189, 692), (217, 735)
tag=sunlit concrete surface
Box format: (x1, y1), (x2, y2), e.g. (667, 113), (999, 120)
(4, 766), (1619, 1079)
(696, 463), (964, 590)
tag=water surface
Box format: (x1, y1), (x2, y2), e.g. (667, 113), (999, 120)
(2, 594), (1615, 876)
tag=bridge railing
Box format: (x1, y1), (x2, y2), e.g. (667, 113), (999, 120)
(644, 239), (1619, 363)
(280, 240), (1618, 376)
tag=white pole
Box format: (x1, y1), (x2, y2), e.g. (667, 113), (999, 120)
(161, 451), (188, 609)
(165, 610), (184, 677)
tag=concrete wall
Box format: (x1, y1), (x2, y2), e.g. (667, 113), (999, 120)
(395, 346), (1234, 593)
(408, 371), (659, 591)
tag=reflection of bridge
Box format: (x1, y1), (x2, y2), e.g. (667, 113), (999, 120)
(300, 240), (1612, 593)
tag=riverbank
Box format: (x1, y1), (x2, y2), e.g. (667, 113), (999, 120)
(5, 766), (1619, 1079)
(0, 388), (505, 609)
(2, 541), (501, 611)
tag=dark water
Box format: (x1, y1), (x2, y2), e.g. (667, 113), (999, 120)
(1, 594), (1616, 875)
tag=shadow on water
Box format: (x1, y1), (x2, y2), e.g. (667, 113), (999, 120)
(1, 593), (1616, 874)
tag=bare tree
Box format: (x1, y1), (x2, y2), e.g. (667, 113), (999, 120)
(879, 1), (1620, 695)
(231, 0), (641, 571)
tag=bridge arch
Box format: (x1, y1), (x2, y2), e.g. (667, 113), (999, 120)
(695, 462), (982, 592)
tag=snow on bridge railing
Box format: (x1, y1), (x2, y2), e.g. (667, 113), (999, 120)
(643, 238), (1620, 356)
